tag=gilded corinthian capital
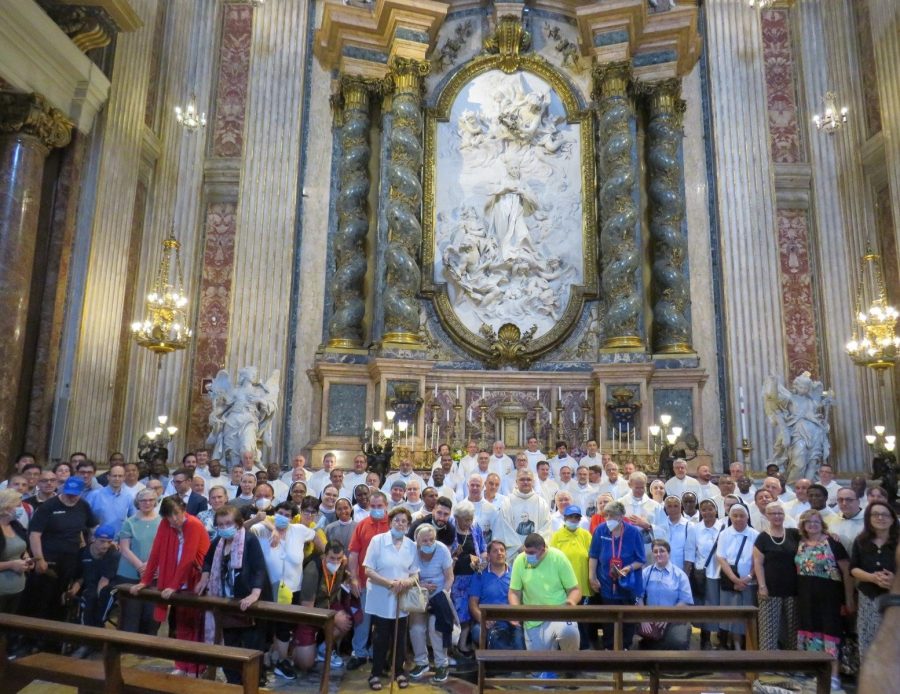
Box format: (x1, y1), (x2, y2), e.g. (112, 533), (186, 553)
(0, 92), (73, 151)
(592, 61), (631, 100)
(640, 78), (686, 127)
(388, 57), (431, 95)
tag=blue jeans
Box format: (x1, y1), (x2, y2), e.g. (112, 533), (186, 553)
(352, 589), (372, 658)
(472, 621), (525, 650)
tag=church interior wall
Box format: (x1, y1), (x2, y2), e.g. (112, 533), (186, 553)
(2, 0), (898, 478)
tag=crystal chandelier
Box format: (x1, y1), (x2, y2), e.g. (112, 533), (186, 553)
(174, 93), (207, 132)
(813, 91), (848, 134)
(846, 247), (899, 370)
(748, 0), (775, 8)
(131, 232), (193, 356)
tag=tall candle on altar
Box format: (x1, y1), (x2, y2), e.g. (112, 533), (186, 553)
(739, 386), (748, 440)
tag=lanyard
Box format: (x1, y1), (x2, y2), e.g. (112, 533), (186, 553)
(611, 527), (624, 562)
(323, 561), (339, 596)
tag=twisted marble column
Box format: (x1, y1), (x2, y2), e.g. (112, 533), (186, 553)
(328, 76), (372, 348)
(382, 57), (429, 345)
(0, 92), (71, 473)
(645, 79), (692, 353)
(594, 63), (643, 349)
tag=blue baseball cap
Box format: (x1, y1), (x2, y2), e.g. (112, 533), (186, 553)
(94, 524), (116, 540)
(563, 505), (583, 518)
(62, 477), (85, 495)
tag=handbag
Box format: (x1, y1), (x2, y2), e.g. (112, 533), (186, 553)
(638, 567), (668, 641)
(398, 577), (428, 614)
(691, 528), (721, 597)
(719, 535), (747, 592)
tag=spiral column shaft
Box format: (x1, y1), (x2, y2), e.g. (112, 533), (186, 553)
(382, 58), (429, 345)
(328, 76), (372, 348)
(594, 63), (643, 349)
(645, 79), (692, 353)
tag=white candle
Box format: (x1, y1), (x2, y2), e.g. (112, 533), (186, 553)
(482, 385), (486, 399)
(434, 383), (438, 397)
(446, 410), (450, 423)
(572, 411), (576, 425)
(536, 386), (540, 398)
(647, 428), (651, 454)
(739, 386), (748, 440)
(456, 385), (460, 399)
(584, 387), (588, 400)
(558, 386), (562, 400)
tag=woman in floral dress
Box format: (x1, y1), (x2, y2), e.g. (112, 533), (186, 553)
(794, 509), (854, 692)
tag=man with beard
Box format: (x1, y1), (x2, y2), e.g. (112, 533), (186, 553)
(494, 470), (551, 558)
(408, 495), (456, 546)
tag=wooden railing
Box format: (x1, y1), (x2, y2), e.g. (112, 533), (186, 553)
(117, 585), (337, 694)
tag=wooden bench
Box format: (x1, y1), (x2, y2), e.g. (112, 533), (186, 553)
(117, 584), (338, 694)
(476, 649), (834, 694)
(475, 605), (801, 693)
(0, 614), (262, 694)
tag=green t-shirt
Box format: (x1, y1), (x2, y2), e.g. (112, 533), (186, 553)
(509, 546), (578, 629)
(116, 515), (162, 580)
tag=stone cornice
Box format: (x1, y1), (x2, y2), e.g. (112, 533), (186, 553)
(315, 0), (449, 79)
(37, 1), (142, 53)
(0, 91), (74, 150)
(0, 0), (110, 133)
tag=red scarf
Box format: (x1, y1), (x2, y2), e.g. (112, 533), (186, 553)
(144, 514), (211, 622)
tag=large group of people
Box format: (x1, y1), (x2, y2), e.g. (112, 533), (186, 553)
(0, 443), (897, 692)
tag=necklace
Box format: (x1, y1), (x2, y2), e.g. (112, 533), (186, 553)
(769, 531), (786, 546)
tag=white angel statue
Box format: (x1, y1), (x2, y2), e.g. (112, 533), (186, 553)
(206, 366), (280, 471)
(762, 371), (834, 483)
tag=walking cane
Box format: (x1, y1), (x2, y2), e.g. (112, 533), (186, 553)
(390, 591), (400, 694)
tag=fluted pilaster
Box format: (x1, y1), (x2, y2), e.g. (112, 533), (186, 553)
(382, 57), (429, 345)
(594, 63), (643, 349)
(645, 78), (691, 354)
(328, 75), (373, 348)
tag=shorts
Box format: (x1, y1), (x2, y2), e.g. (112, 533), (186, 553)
(293, 601), (349, 646)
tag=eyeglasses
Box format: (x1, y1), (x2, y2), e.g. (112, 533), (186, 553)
(870, 512), (893, 519)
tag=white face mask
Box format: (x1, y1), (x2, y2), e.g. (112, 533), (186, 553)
(326, 561), (342, 573)
(606, 519), (620, 532)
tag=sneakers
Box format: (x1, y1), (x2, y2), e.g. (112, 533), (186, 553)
(409, 664), (430, 679)
(347, 655), (367, 671)
(274, 659), (297, 680)
(432, 666), (449, 683)
(831, 676), (844, 692)
(533, 672), (558, 680)
(71, 645), (93, 659)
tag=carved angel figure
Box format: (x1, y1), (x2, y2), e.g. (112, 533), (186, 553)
(206, 366), (280, 471)
(763, 371), (834, 483)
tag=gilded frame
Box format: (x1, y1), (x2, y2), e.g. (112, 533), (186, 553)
(421, 53), (597, 365)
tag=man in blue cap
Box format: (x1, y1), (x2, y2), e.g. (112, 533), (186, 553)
(25, 476), (98, 626)
(68, 523), (121, 658)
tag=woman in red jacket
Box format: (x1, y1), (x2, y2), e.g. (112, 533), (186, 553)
(130, 495), (211, 675)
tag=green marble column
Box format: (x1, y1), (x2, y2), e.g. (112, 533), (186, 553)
(593, 62), (643, 349)
(645, 79), (692, 353)
(328, 76), (372, 349)
(382, 57), (429, 345)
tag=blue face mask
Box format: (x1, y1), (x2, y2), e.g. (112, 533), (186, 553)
(525, 553), (539, 565)
(420, 544), (436, 554)
(370, 508), (386, 520)
(390, 528), (405, 540)
(218, 527), (237, 540)
(274, 514), (290, 530)
(564, 520), (580, 531)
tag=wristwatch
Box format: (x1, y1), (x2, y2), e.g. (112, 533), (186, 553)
(876, 593), (900, 614)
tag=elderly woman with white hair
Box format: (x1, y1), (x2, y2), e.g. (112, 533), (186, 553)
(716, 503), (759, 649)
(408, 524), (455, 684)
(450, 499), (487, 658)
(0, 489), (31, 614)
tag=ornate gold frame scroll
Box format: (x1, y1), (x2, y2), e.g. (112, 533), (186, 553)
(422, 33), (597, 368)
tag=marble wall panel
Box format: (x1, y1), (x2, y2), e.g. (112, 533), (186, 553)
(652, 388), (693, 438)
(851, 0), (882, 139)
(186, 202), (237, 451)
(775, 208), (819, 380)
(761, 8), (804, 164)
(211, 3), (253, 158)
(143, 0), (167, 132)
(327, 383), (367, 437)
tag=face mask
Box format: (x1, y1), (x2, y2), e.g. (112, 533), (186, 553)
(525, 553), (539, 565)
(606, 519), (620, 532)
(390, 528), (405, 540)
(256, 498), (271, 510)
(420, 544), (436, 554)
(218, 527), (237, 540)
(274, 514), (290, 530)
(370, 508), (385, 520)
(565, 520), (580, 531)
(326, 561), (342, 573)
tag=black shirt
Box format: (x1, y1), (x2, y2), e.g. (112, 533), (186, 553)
(754, 528), (801, 597)
(851, 537), (898, 600)
(28, 496), (97, 560)
(408, 514), (456, 547)
(74, 545), (120, 589)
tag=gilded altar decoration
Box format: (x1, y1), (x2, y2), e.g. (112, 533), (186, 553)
(480, 322), (538, 370)
(423, 17), (596, 367)
(0, 92), (73, 150)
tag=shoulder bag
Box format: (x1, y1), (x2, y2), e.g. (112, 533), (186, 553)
(718, 535), (747, 592)
(398, 576), (428, 614)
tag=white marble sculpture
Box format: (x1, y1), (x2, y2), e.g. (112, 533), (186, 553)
(435, 70), (581, 339)
(763, 371), (834, 483)
(206, 366), (280, 471)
